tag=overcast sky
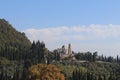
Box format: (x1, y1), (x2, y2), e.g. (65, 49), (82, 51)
(1, 0), (120, 56)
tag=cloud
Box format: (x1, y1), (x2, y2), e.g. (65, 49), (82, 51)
(89, 24), (120, 38)
(24, 24), (120, 56)
(24, 24), (120, 41)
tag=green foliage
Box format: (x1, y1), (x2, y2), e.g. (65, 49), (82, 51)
(0, 19), (31, 61)
(0, 19), (31, 47)
(0, 57), (9, 65)
(0, 57), (24, 80)
(53, 61), (120, 80)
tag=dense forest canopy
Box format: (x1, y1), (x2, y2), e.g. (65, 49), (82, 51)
(0, 19), (31, 47)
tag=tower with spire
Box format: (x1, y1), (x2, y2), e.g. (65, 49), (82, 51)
(68, 43), (72, 55)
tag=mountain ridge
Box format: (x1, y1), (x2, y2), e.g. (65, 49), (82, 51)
(0, 19), (31, 48)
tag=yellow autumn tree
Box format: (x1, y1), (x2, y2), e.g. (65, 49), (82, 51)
(28, 64), (65, 80)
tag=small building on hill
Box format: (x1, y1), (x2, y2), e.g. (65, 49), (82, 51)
(55, 43), (76, 60)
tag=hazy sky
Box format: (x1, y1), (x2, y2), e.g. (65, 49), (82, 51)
(1, 0), (120, 56)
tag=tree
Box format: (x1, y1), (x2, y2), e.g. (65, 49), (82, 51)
(93, 52), (97, 62)
(28, 64), (65, 80)
(117, 55), (119, 63)
(108, 56), (114, 62)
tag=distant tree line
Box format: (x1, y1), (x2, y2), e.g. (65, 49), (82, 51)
(75, 52), (120, 63)
(70, 68), (120, 80)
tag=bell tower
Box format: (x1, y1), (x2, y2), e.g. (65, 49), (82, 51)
(68, 43), (72, 55)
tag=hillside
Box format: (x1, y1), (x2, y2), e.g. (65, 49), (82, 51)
(0, 19), (31, 48)
(53, 61), (120, 80)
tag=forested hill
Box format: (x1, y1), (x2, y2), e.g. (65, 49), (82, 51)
(0, 19), (31, 48)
